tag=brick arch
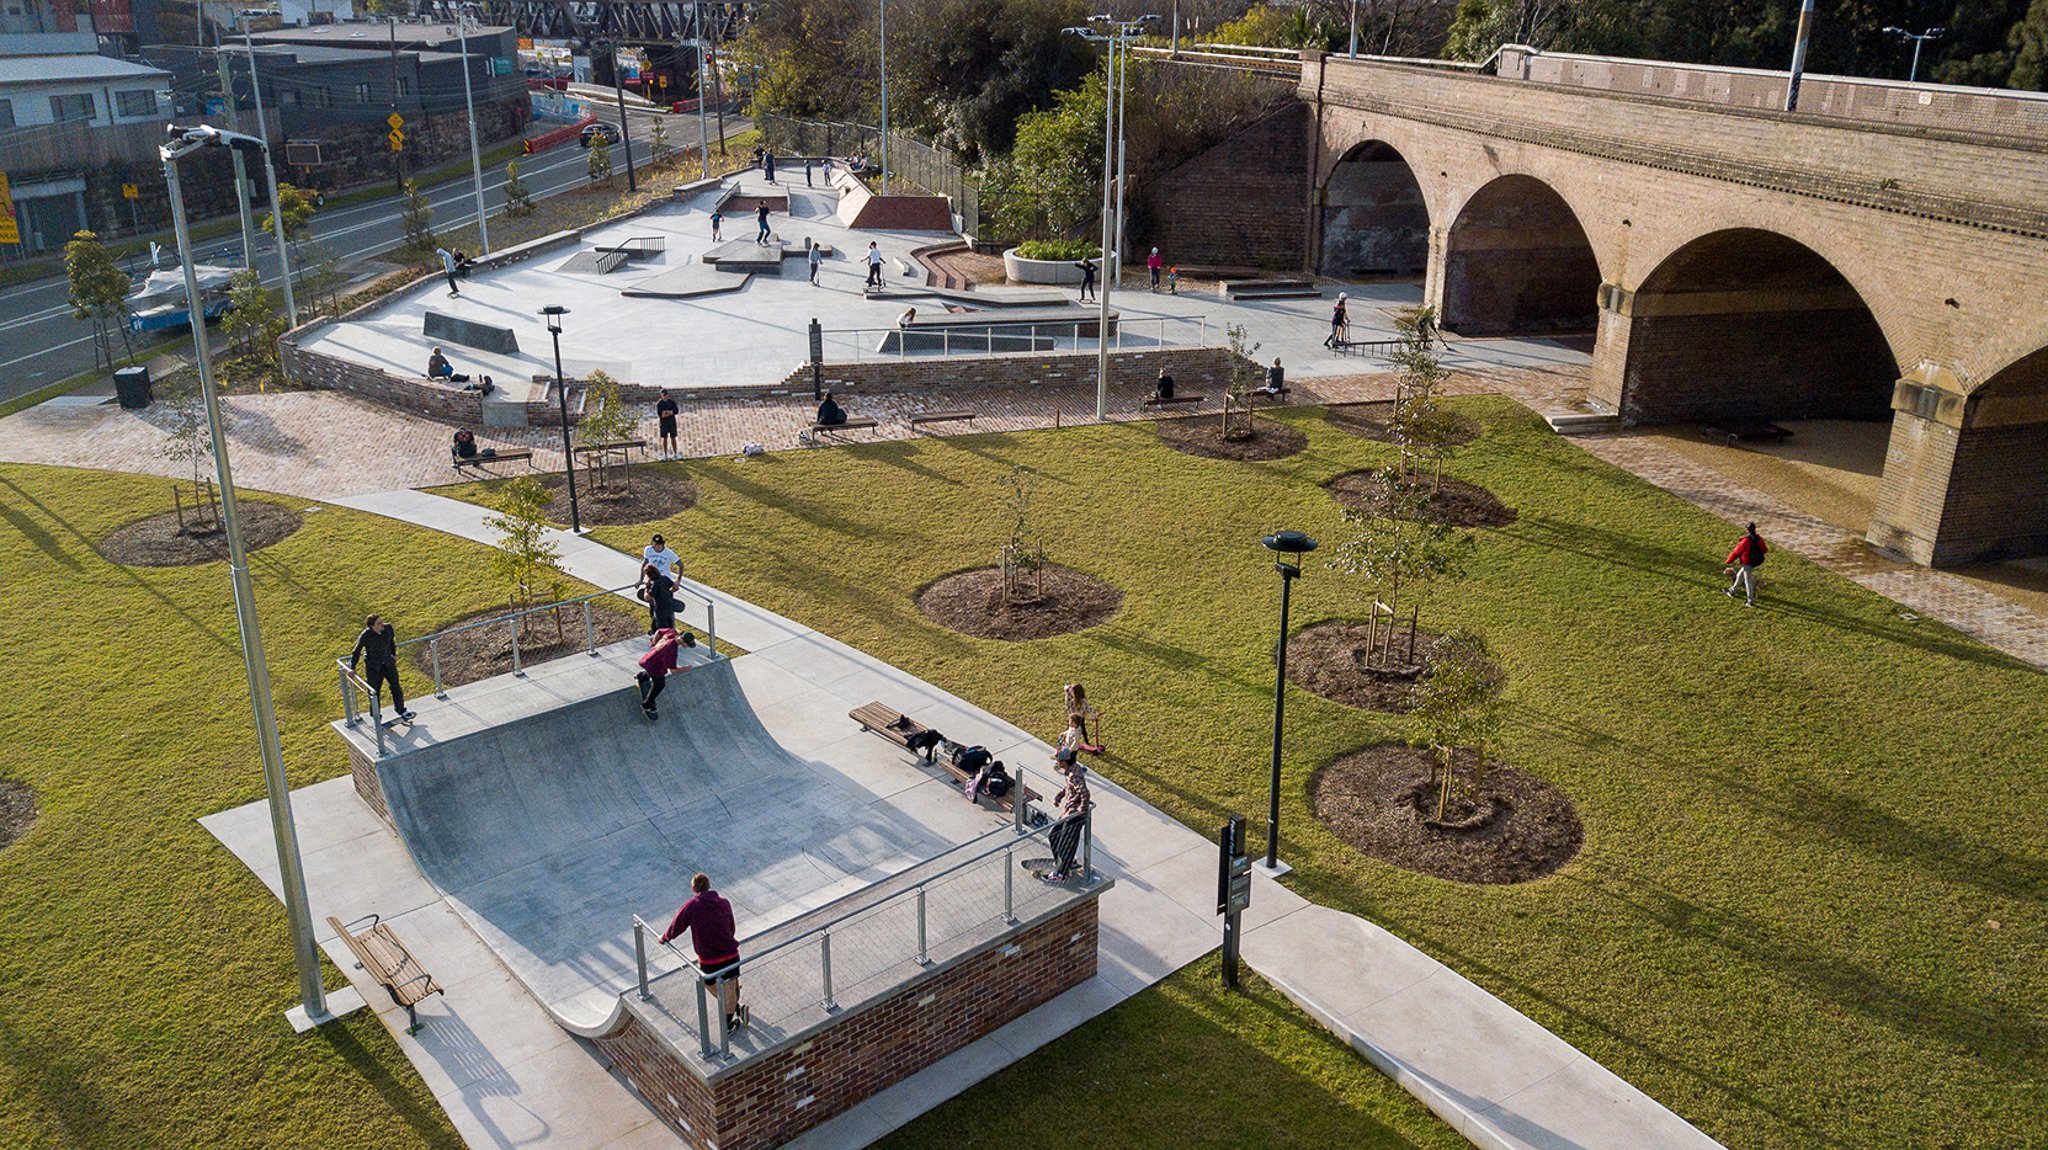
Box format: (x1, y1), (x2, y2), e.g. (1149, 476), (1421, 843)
(1316, 138), (1431, 279)
(1618, 228), (1899, 425)
(1440, 174), (1600, 336)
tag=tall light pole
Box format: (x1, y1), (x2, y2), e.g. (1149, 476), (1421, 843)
(1884, 25), (1946, 83)
(877, 0), (890, 193)
(161, 123), (336, 1029)
(235, 11), (298, 328)
(609, 42), (639, 192)
(692, 2), (709, 180)
(456, 6), (491, 254)
(1349, 0), (1360, 57)
(1066, 15), (1156, 422)
(212, 27), (259, 268)
(542, 305), (582, 534)
(1259, 530), (1318, 876)
(1783, 0), (1816, 111)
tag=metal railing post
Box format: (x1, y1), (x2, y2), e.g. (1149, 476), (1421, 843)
(1082, 807), (1094, 882)
(339, 664), (357, 725)
(1013, 767), (1026, 833)
(717, 980), (731, 1056)
(582, 600), (596, 654)
(695, 976), (714, 1056)
(1004, 844), (1017, 924)
(706, 602), (718, 658)
(635, 921), (651, 1000)
(368, 686), (386, 756)
(915, 886), (928, 964)
(510, 617), (523, 675)
(943, 329), (949, 358)
(821, 932), (836, 1010)
(430, 637), (444, 697)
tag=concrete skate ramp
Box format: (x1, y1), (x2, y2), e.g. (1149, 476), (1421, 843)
(376, 657), (952, 1025)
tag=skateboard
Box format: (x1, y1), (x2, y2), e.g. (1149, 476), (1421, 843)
(1021, 857), (1071, 882)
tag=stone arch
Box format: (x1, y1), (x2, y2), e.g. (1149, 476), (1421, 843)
(1441, 175), (1600, 336)
(1619, 228), (1898, 425)
(1317, 140), (1430, 279)
(1950, 346), (2048, 562)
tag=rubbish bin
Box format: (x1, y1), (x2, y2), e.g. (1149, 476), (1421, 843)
(113, 366), (152, 410)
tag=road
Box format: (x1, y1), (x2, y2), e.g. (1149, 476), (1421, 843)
(0, 109), (747, 404)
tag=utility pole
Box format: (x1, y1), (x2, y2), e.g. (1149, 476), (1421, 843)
(457, 6), (491, 253)
(389, 16), (404, 190)
(611, 43), (638, 192)
(693, 2), (709, 179)
(1113, 34), (1128, 261)
(877, 0), (889, 193)
(213, 30), (258, 268)
(1094, 33), (1115, 422)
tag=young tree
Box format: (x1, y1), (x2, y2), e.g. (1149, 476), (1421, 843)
(298, 240), (345, 317)
(1220, 322), (1262, 441)
(574, 371), (638, 490)
(1386, 305), (1466, 490)
(66, 230), (135, 369)
(503, 158), (535, 217)
(482, 476), (565, 629)
(399, 178), (436, 256)
(1327, 465), (1475, 669)
(1408, 628), (1507, 823)
(155, 374), (226, 531)
(223, 269), (287, 384)
(648, 114), (671, 163)
(998, 464), (1046, 604)
(261, 182), (318, 296)
(587, 136), (615, 185)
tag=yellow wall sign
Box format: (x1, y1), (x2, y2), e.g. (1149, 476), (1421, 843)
(0, 173), (17, 245)
(122, 183), (140, 199)
(388, 129), (405, 151)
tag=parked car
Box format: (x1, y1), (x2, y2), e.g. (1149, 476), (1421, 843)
(580, 121), (620, 147)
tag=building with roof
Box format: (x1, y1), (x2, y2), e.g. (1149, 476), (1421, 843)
(0, 50), (187, 252)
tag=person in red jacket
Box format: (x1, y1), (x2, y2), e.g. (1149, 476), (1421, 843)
(659, 872), (747, 1029)
(1724, 522), (1768, 607)
(635, 626), (697, 719)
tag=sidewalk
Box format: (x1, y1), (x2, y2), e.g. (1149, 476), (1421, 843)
(309, 488), (1723, 1150)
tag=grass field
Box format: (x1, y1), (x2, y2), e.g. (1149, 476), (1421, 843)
(0, 461), (1459, 1149)
(447, 399), (2047, 1149)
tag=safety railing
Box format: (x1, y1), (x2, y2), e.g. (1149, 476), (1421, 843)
(337, 580), (719, 753)
(633, 778), (1095, 1060)
(820, 314), (1210, 364)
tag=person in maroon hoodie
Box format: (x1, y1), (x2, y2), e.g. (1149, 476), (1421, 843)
(635, 626), (697, 719)
(659, 872), (748, 1029)
(1724, 522), (1768, 607)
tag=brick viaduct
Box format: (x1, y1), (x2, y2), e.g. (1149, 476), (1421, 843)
(1195, 48), (2048, 567)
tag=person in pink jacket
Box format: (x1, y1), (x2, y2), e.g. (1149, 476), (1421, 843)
(636, 627), (698, 719)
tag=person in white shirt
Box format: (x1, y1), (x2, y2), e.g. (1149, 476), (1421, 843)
(865, 241), (884, 290)
(643, 533), (681, 585)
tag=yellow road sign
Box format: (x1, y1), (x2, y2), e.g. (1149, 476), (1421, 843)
(0, 173), (17, 246)
(122, 183), (140, 199)
(388, 129), (405, 150)
(387, 112), (405, 129)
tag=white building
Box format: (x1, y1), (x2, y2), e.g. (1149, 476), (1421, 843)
(0, 51), (172, 252)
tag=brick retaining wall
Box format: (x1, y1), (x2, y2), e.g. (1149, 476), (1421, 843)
(777, 345), (1256, 398)
(598, 897), (1100, 1150)
(1144, 101), (1310, 272)
(283, 338), (484, 425)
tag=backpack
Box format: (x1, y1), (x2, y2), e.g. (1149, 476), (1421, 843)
(952, 744), (991, 773)
(1748, 536), (1767, 566)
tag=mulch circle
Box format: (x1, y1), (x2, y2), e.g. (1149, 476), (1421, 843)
(915, 564), (1124, 641)
(1324, 469), (1518, 529)
(0, 779), (37, 851)
(1286, 619), (1444, 713)
(534, 467), (700, 528)
(414, 603), (651, 690)
(1157, 415), (1307, 461)
(1324, 400), (1481, 446)
(1312, 743), (1583, 884)
(98, 501), (304, 567)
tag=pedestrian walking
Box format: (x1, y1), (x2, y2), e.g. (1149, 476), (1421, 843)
(751, 144), (764, 171)
(1044, 759), (1094, 882)
(644, 532), (681, 585)
(1146, 246), (1163, 292)
(350, 614), (416, 722)
(805, 159), (813, 187)
(1325, 293), (1349, 349)
(764, 150), (777, 183)
(1723, 522), (1769, 607)
(1075, 256), (1097, 303)
(755, 202), (772, 245)
(638, 562), (678, 634)
(659, 873), (748, 1029)
(655, 388), (680, 459)
(437, 247), (461, 298)
(808, 241), (822, 285)
(864, 241), (884, 290)
(635, 626), (697, 719)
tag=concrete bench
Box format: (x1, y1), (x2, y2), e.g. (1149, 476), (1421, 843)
(1143, 394), (1206, 408)
(328, 914), (444, 1035)
(909, 410), (975, 427)
(849, 702), (1040, 812)
(452, 446), (534, 470)
(424, 310), (520, 355)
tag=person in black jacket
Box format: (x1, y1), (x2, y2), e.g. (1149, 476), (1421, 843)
(816, 391), (847, 426)
(350, 614), (416, 722)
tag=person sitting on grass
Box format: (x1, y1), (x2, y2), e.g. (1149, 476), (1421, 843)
(816, 391), (848, 427)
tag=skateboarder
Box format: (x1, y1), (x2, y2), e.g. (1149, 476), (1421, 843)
(1044, 759), (1094, 882)
(659, 872), (748, 1029)
(808, 241), (823, 285)
(644, 532), (681, 585)
(635, 626), (697, 719)
(755, 202), (771, 245)
(1724, 522), (1769, 607)
(764, 150), (777, 183)
(638, 562), (678, 634)
(350, 614), (416, 722)
(864, 241), (884, 290)
(709, 209), (722, 242)
(436, 247), (461, 298)
(655, 389), (680, 460)
(1064, 683), (1104, 753)
(1075, 256), (1097, 303)
(1325, 293), (1349, 349)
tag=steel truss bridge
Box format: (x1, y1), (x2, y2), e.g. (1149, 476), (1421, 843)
(419, 0), (749, 45)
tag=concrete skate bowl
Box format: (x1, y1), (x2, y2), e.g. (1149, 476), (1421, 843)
(374, 656), (953, 1030)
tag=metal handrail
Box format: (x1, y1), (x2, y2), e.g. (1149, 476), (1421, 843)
(819, 315), (1209, 364)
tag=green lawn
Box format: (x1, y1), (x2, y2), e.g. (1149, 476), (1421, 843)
(446, 399), (2047, 1149)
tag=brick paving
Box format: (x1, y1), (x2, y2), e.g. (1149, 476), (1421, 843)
(2, 361), (2043, 669)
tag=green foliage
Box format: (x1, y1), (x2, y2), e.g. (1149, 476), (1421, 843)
(64, 229), (134, 368)
(297, 240), (345, 318)
(153, 374), (223, 518)
(398, 178), (435, 255)
(575, 370), (638, 490)
(1326, 466), (1475, 622)
(482, 476), (563, 610)
(223, 269), (286, 379)
(261, 182), (316, 243)
(503, 157), (535, 216)
(1408, 628), (1508, 820)
(1209, 3), (1345, 49)
(983, 67), (1107, 239)
(586, 136), (614, 185)
(648, 114), (671, 162)
(1013, 238), (1100, 260)
(1222, 322), (1263, 440)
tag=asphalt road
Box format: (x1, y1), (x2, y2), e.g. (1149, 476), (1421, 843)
(0, 110), (747, 404)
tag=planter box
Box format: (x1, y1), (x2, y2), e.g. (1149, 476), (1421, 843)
(1003, 248), (1118, 285)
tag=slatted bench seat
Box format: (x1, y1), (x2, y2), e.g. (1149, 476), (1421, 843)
(328, 914), (444, 1035)
(452, 446), (534, 470)
(1142, 394), (1205, 408)
(849, 701), (1041, 812)
(573, 438), (647, 457)
(909, 410), (975, 427)
(811, 417), (879, 435)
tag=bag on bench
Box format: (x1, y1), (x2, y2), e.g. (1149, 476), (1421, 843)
(906, 729), (943, 757)
(964, 758), (1010, 802)
(951, 744), (991, 773)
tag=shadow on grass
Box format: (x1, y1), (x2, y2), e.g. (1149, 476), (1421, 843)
(315, 1020), (467, 1149)
(0, 1014), (114, 1147)
(694, 458), (889, 542)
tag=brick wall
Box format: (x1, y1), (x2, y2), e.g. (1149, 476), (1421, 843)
(343, 738), (390, 822)
(1144, 101), (1309, 272)
(1932, 422), (2048, 564)
(1619, 307), (1897, 423)
(598, 898), (1101, 1150)
(779, 346), (1255, 398)
(282, 336), (484, 425)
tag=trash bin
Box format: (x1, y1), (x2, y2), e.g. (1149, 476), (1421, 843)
(113, 366), (152, 410)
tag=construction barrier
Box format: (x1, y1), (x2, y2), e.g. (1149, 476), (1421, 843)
(522, 113), (598, 155)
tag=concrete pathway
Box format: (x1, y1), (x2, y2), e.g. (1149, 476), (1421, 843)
(255, 488), (1722, 1150)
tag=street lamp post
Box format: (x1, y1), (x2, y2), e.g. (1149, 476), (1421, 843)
(877, 0), (890, 193)
(1259, 530), (1318, 875)
(1349, 0), (1360, 57)
(606, 43), (639, 193)
(1065, 14), (1157, 423)
(692, 2), (710, 180)
(235, 11), (297, 328)
(455, 6), (492, 254)
(542, 305), (582, 534)
(161, 123), (339, 1029)
(1884, 25), (1946, 83)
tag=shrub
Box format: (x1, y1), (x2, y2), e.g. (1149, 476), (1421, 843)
(1014, 238), (1101, 262)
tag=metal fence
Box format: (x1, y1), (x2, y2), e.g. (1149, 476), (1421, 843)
(755, 111), (985, 237)
(634, 791), (1095, 1060)
(820, 314), (1213, 363)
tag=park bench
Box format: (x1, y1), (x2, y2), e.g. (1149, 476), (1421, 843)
(810, 417), (879, 438)
(1142, 394), (1205, 408)
(327, 914), (444, 1035)
(909, 411), (975, 428)
(1253, 386), (1293, 404)
(451, 446), (534, 471)
(573, 438), (647, 458)
(849, 701), (1041, 813)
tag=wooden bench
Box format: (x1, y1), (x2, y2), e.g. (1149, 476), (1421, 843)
(452, 446), (534, 470)
(849, 701), (1040, 812)
(1142, 394), (1205, 408)
(573, 438), (647, 458)
(909, 410), (975, 427)
(1253, 387), (1293, 404)
(328, 914), (444, 1035)
(811, 417), (879, 436)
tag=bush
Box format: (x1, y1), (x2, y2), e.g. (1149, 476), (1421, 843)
(1014, 238), (1101, 262)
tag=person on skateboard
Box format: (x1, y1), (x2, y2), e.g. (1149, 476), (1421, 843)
(635, 626), (697, 720)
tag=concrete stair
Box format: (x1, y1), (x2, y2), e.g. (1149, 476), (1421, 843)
(1220, 278), (1323, 301)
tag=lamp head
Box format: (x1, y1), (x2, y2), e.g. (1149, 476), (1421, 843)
(540, 304), (569, 332)
(1262, 530), (1318, 555)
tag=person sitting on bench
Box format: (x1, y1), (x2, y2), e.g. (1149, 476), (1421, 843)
(1153, 369), (1175, 401)
(816, 391), (848, 427)
(453, 250), (476, 277)
(1258, 358), (1286, 398)
(452, 428), (478, 461)
(427, 347), (454, 379)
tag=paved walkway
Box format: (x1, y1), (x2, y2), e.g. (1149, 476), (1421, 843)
(238, 489), (1719, 1150)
